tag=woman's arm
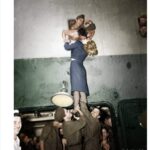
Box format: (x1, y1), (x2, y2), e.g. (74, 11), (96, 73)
(64, 42), (78, 51)
(62, 30), (79, 41)
(62, 30), (70, 43)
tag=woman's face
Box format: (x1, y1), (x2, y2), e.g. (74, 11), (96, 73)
(14, 116), (22, 136)
(87, 30), (95, 39)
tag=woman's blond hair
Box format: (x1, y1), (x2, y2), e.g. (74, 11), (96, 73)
(84, 40), (98, 56)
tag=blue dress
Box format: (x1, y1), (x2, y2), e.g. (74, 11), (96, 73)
(64, 41), (89, 96)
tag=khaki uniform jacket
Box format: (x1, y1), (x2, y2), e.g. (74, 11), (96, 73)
(81, 101), (101, 150)
(40, 122), (63, 150)
(63, 117), (86, 150)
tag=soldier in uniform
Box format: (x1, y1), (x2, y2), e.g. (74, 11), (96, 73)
(80, 100), (101, 150)
(62, 109), (86, 150)
(40, 107), (65, 150)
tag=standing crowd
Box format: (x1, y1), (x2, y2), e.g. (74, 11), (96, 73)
(14, 105), (115, 150)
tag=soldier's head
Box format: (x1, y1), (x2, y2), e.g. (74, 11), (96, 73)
(76, 14), (85, 27)
(54, 107), (65, 122)
(78, 27), (87, 40)
(91, 108), (100, 118)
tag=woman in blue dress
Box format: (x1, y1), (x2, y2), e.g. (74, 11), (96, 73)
(62, 28), (98, 110)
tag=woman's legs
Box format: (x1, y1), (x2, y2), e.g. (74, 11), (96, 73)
(73, 91), (87, 110)
(73, 91), (80, 110)
(80, 92), (87, 103)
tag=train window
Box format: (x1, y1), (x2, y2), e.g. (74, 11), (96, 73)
(99, 106), (116, 150)
(18, 102), (118, 150)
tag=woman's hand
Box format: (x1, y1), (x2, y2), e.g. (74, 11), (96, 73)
(62, 30), (70, 43)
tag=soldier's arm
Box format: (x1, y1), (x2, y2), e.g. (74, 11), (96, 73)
(80, 101), (91, 118)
